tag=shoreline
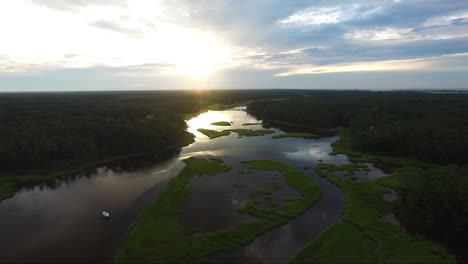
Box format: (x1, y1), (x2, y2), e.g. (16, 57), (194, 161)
(0, 131), (195, 202)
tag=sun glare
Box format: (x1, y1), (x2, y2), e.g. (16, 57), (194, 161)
(0, 0), (232, 78)
(156, 26), (231, 79)
(126, 0), (231, 79)
(173, 32), (231, 79)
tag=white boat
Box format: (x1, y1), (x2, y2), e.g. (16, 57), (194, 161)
(102, 211), (110, 218)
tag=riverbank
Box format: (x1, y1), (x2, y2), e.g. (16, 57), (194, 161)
(0, 131), (195, 202)
(288, 129), (463, 263)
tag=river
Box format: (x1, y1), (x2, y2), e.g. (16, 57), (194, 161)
(0, 107), (387, 262)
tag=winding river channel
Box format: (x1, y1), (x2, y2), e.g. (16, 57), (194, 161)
(0, 107), (389, 262)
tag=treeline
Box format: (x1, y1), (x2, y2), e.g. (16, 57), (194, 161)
(0, 91), (200, 172)
(396, 166), (468, 259)
(0, 89), (304, 173)
(248, 91), (468, 165)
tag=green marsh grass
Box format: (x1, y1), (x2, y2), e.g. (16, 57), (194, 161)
(117, 158), (321, 263)
(211, 121), (232, 126)
(290, 162), (454, 263)
(197, 128), (231, 139)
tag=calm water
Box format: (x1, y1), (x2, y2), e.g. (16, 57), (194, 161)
(0, 107), (384, 262)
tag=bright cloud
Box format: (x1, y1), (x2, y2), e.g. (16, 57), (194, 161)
(345, 24), (468, 42)
(423, 11), (468, 27)
(345, 27), (416, 41)
(278, 4), (381, 26)
(276, 53), (468, 76)
(0, 0), (232, 78)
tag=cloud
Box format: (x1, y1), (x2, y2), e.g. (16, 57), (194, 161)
(423, 11), (468, 27)
(35, 0), (125, 11)
(1, 0), (468, 91)
(0, 0), (232, 77)
(276, 53), (468, 76)
(345, 27), (417, 41)
(278, 4), (382, 26)
(345, 24), (468, 43)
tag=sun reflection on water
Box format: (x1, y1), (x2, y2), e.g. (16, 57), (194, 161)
(186, 111), (233, 138)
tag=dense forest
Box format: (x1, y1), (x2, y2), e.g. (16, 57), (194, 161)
(0, 91), (199, 172)
(248, 91), (468, 165)
(247, 91), (468, 259)
(4, 90), (468, 171)
(397, 166), (468, 256)
(0, 90), (302, 173)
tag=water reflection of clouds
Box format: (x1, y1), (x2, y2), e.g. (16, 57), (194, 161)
(179, 150), (226, 160)
(284, 145), (329, 161)
(151, 169), (169, 175)
(281, 138), (351, 165)
(231, 196), (242, 209)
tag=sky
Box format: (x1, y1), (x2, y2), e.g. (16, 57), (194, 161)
(1, 0), (468, 91)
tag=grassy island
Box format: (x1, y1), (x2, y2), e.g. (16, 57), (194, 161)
(117, 158), (321, 263)
(197, 128), (231, 139)
(197, 128), (275, 139)
(228, 129), (275, 137)
(211, 121), (232, 126)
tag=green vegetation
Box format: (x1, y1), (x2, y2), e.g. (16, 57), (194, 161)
(0, 91), (201, 201)
(0, 181), (15, 200)
(211, 121), (232, 126)
(330, 131), (467, 260)
(248, 91), (468, 165)
(4, 90), (468, 261)
(197, 128), (275, 139)
(317, 162), (368, 181)
(0, 140), (201, 202)
(0, 89), (305, 201)
(291, 223), (375, 263)
(396, 166), (468, 258)
(0, 92), (201, 172)
(197, 128), (231, 139)
(291, 162), (454, 263)
(241, 160), (321, 218)
(117, 158), (321, 263)
(117, 157), (232, 262)
(331, 130), (432, 167)
(228, 129), (275, 137)
(272, 132), (317, 139)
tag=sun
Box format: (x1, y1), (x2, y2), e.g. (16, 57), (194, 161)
(182, 63), (215, 79)
(158, 27), (232, 79)
(175, 31), (231, 79)
(178, 45), (225, 79)
(125, 0), (232, 79)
